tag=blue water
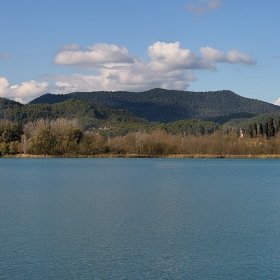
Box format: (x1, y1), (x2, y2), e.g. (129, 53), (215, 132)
(1, 158), (280, 279)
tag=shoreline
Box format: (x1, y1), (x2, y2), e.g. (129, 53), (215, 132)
(3, 153), (280, 159)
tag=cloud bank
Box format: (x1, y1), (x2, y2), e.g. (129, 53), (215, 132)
(0, 41), (255, 103)
(200, 47), (256, 64)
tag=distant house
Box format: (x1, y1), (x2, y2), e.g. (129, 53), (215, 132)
(239, 128), (245, 138)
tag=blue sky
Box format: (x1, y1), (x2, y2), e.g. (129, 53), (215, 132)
(0, 0), (279, 104)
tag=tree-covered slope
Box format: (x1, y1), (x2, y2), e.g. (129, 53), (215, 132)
(0, 98), (151, 132)
(0, 97), (226, 137)
(0, 97), (24, 119)
(30, 88), (280, 123)
(160, 119), (220, 135)
(223, 112), (280, 131)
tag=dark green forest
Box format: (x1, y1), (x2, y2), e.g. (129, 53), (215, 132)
(30, 88), (280, 123)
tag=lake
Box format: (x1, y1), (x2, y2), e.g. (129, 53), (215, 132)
(1, 158), (280, 279)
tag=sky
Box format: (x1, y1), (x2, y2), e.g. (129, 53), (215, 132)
(0, 0), (280, 104)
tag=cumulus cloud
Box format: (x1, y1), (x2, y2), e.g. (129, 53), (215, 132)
(53, 43), (134, 66)
(0, 41), (256, 103)
(47, 41), (208, 94)
(274, 98), (280, 106)
(0, 77), (49, 103)
(185, 0), (223, 15)
(1, 53), (10, 60)
(148, 41), (214, 70)
(200, 47), (256, 64)
(41, 62), (195, 94)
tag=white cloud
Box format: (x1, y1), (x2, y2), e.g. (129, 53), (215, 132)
(274, 98), (280, 106)
(0, 41), (256, 103)
(185, 0), (223, 15)
(148, 41), (214, 70)
(43, 41), (205, 95)
(1, 53), (10, 60)
(0, 77), (49, 103)
(53, 43), (134, 66)
(200, 46), (256, 64)
(42, 62), (195, 94)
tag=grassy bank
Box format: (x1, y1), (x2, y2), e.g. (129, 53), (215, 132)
(4, 153), (280, 159)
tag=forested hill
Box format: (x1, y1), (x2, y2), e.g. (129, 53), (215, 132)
(0, 97), (220, 137)
(0, 97), (23, 115)
(30, 88), (280, 123)
(0, 97), (150, 130)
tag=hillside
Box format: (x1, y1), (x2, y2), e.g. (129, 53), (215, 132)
(0, 97), (224, 137)
(223, 112), (280, 131)
(0, 97), (24, 119)
(0, 97), (154, 136)
(30, 88), (280, 123)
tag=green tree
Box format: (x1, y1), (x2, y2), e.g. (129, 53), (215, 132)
(0, 121), (23, 143)
(264, 122), (269, 138)
(26, 126), (55, 155)
(268, 117), (275, 138)
(0, 142), (10, 156)
(259, 123), (264, 135)
(276, 119), (280, 133)
(248, 124), (254, 138)
(253, 122), (258, 136)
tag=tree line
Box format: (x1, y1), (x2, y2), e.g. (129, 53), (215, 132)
(2, 118), (280, 157)
(247, 117), (280, 138)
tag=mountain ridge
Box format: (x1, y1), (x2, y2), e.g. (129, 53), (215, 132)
(29, 88), (280, 123)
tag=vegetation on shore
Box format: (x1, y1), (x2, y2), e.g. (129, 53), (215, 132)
(2, 89), (280, 158)
(2, 118), (280, 158)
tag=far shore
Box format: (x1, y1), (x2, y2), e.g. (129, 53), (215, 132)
(2, 153), (280, 159)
